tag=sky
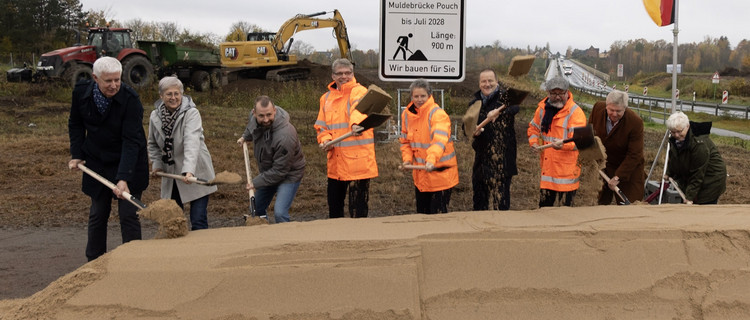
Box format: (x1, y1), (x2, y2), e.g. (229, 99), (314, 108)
(80, 0), (750, 54)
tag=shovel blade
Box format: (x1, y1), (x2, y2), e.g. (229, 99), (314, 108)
(357, 113), (392, 130)
(571, 124), (594, 150)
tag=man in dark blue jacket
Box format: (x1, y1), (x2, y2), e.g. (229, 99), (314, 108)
(469, 69), (520, 211)
(68, 57), (149, 261)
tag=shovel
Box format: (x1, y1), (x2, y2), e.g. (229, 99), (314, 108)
(354, 84), (392, 115)
(598, 170), (632, 205)
(242, 142), (258, 218)
(668, 177), (690, 204)
(462, 55), (534, 138)
(472, 88), (530, 136)
(536, 124), (594, 150)
(155, 172), (233, 186)
(77, 163), (189, 238)
(78, 163), (147, 210)
(399, 164), (453, 172)
(324, 113), (392, 148)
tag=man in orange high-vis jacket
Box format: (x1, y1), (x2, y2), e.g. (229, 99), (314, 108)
(315, 58), (378, 218)
(527, 76), (587, 207)
(399, 79), (459, 214)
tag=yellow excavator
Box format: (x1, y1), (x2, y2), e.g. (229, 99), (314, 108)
(220, 10), (353, 81)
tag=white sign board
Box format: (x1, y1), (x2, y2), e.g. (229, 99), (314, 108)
(712, 72), (720, 84)
(379, 0), (465, 82)
(666, 64), (682, 73)
(617, 64), (623, 77)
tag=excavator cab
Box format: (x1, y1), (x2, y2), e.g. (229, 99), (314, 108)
(220, 10), (353, 81)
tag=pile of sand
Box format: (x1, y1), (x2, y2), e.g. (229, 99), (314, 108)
(3, 205), (750, 319)
(138, 199), (188, 238)
(211, 171), (242, 185)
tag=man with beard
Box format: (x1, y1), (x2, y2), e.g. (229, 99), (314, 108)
(527, 76), (587, 207)
(469, 69), (520, 211)
(237, 95), (305, 223)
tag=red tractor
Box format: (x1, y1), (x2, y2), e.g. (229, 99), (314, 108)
(7, 27), (154, 89)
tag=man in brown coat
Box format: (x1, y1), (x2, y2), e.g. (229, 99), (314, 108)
(589, 90), (645, 204)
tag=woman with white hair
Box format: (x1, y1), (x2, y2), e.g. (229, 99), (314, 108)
(148, 76), (217, 229)
(664, 111), (726, 204)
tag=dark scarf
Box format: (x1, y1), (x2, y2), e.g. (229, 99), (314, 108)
(540, 100), (561, 134)
(159, 105), (181, 165)
(92, 83), (112, 115)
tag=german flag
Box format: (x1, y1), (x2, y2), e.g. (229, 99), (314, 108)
(643, 0), (675, 26)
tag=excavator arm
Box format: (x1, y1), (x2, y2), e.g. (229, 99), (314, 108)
(272, 10), (353, 63)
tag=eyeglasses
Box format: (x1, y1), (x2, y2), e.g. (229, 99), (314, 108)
(333, 71), (353, 77)
(548, 91), (567, 98)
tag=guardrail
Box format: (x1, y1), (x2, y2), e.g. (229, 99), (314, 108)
(573, 86), (750, 120)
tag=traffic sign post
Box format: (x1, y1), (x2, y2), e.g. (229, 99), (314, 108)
(643, 86), (648, 96)
(379, 0), (466, 82)
(712, 72), (720, 100)
(722, 90), (728, 104)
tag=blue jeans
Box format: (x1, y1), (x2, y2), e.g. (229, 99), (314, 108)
(171, 181), (209, 230)
(254, 181), (301, 223)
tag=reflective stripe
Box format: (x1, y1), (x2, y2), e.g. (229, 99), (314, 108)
(542, 136), (557, 143)
(562, 104), (580, 138)
(433, 129), (449, 137)
(530, 121), (541, 130)
(435, 141), (446, 150)
(416, 151), (456, 164)
(328, 122), (349, 130)
(334, 138), (375, 147)
(439, 151), (455, 162)
(529, 134), (539, 140)
(410, 142), (431, 149)
(315, 120), (329, 129)
(541, 175), (580, 185)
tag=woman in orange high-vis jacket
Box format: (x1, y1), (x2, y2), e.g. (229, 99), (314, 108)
(527, 76), (587, 207)
(315, 59), (378, 218)
(399, 79), (458, 214)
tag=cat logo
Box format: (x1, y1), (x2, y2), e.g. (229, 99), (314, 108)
(224, 47), (238, 60)
(257, 47), (267, 55)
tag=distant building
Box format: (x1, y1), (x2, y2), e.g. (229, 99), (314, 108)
(584, 46), (599, 58)
(571, 46), (600, 59)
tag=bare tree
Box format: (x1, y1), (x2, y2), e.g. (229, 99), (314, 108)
(159, 21), (180, 42)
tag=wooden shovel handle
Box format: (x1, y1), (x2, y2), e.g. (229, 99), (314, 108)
(473, 105), (506, 136)
(242, 142), (257, 216)
(77, 163), (146, 210)
(155, 172), (208, 185)
(324, 127), (362, 148)
(598, 170), (631, 205)
(668, 177), (689, 203)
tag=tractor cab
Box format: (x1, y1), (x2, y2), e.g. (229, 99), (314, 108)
(88, 28), (134, 58)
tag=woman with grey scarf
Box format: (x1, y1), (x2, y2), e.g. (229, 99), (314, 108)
(147, 76), (217, 230)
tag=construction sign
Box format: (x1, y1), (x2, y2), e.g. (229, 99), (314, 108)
(379, 0), (466, 82)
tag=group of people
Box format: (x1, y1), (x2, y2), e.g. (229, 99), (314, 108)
(68, 56), (306, 261)
(68, 56), (728, 261)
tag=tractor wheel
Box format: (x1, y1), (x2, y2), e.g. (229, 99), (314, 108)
(63, 64), (92, 86)
(121, 56), (154, 89)
(191, 70), (210, 92)
(209, 68), (222, 89)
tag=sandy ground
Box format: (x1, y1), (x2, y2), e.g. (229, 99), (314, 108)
(2, 205), (750, 320)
